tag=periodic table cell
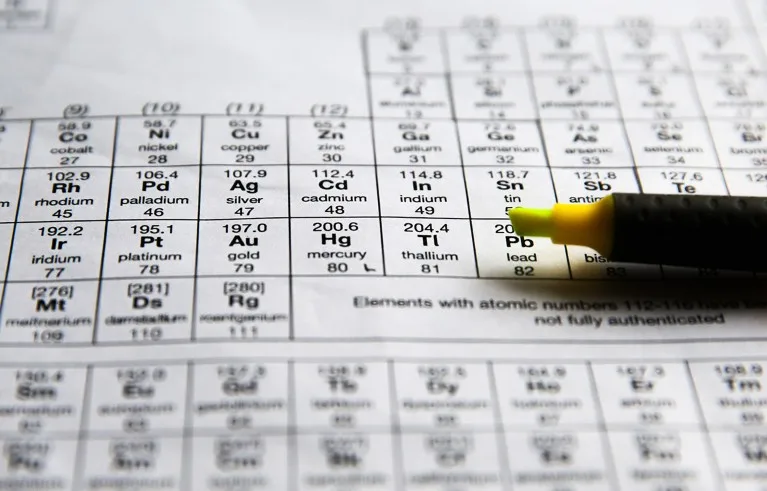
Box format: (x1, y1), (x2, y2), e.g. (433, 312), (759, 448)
(532, 73), (620, 120)
(190, 362), (290, 430)
(709, 431), (767, 490)
(373, 119), (461, 166)
(608, 430), (718, 491)
(708, 120), (767, 169)
(0, 438), (78, 489)
(289, 117), (374, 165)
(377, 166), (469, 218)
(115, 116), (202, 167)
(688, 361), (767, 428)
(382, 218), (477, 277)
(290, 165), (380, 217)
(0, 367), (87, 434)
(86, 364), (188, 432)
(296, 433), (396, 491)
(0, 281), (98, 344)
(199, 165), (289, 219)
(400, 432), (504, 490)
(27, 118), (116, 168)
(96, 278), (194, 343)
(369, 74), (453, 119)
(202, 116), (287, 165)
(473, 219), (570, 279)
(694, 73), (767, 119)
(613, 73), (703, 119)
(505, 431), (613, 490)
(591, 362), (701, 427)
(541, 121), (633, 167)
(458, 121), (547, 167)
(493, 363), (600, 428)
(190, 434), (290, 491)
(366, 30), (446, 74)
(602, 29), (688, 72)
(446, 29), (527, 73)
(196, 218), (290, 276)
(451, 73), (537, 120)
(79, 437), (184, 490)
(682, 30), (766, 73)
(636, 167), (728, 195)
(18, 168), (111, 222)
(464, 166), (556, 219)
(293, 361), (392, 429)
(393, 362), (495, 430)
(723, 169), (767, 197)
(194, 277), (291, 340)
(625, 120), (719, 168)
(524, 28), (608, 72)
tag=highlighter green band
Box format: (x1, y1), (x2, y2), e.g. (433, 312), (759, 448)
(509, 208), (555, 237)
(509, 195), (615, 256)
(508, 193), (767, 271)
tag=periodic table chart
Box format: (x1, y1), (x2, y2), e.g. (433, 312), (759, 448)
(4, 0), (767, 489)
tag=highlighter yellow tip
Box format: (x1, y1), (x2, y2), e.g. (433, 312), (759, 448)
(508, 207), (555, 237)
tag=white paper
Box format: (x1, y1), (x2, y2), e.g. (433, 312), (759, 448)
(3, 0), (767, 489)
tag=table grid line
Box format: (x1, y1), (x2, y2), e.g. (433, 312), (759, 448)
(92, 117), (120, 344)
(362, 30), (389, 277)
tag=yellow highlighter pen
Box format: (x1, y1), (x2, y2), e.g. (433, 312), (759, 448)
(508, 193), (767, 272)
